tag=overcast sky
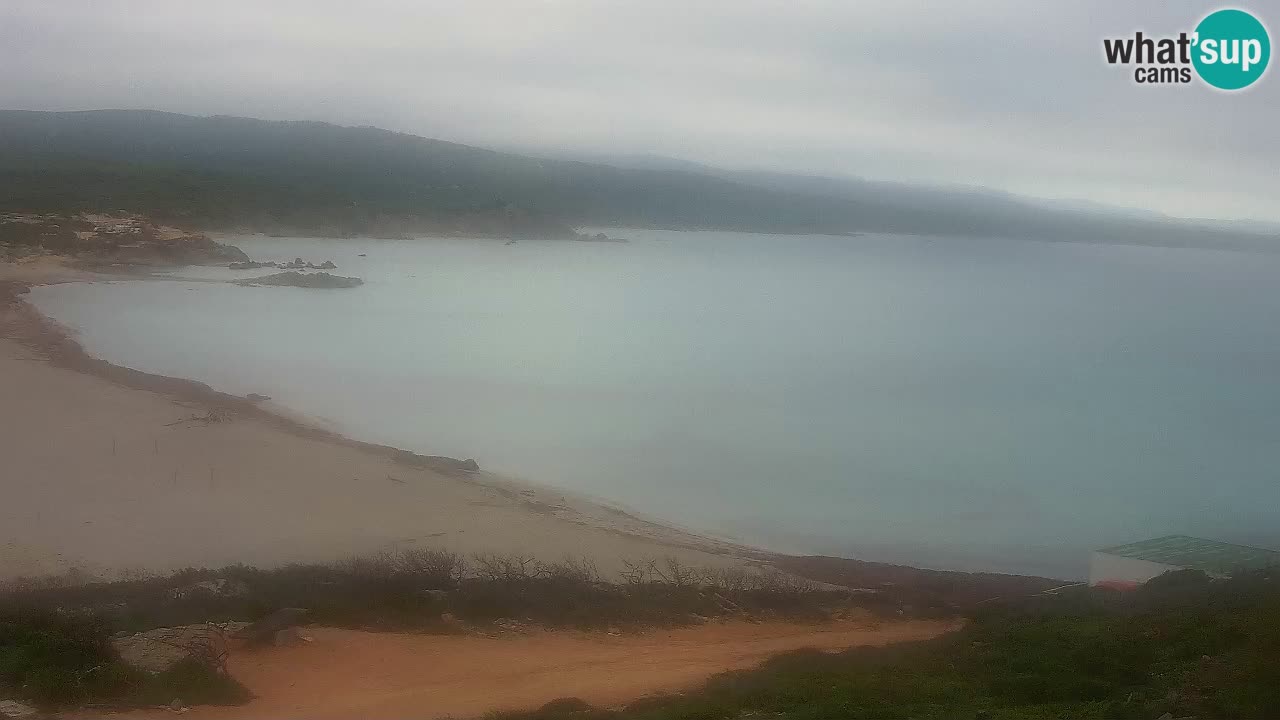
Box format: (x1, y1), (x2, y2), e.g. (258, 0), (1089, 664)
(2, 0), (1277, 221)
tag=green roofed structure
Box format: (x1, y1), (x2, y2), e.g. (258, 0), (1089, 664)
(1089, 535), (1280, 588)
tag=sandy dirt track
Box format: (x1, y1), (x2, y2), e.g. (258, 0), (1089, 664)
(91, 619), (957, 719)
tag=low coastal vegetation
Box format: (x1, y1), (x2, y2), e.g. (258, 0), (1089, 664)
(492, 569), (1280, 720)
(0, 610), (248, 709)
(5, 552), (1280, 717)
(1, 551), (844, 637)
(0, 551), (842, 710)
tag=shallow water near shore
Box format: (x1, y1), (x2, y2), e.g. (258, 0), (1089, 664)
(29, 230), (1280, 578)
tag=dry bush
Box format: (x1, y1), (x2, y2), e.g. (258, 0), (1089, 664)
(471, 553), (542, 582)
(340, 548), (467, 587)
(619, 559), (651, 585)
(700, 566), (754, 594)
(386, 548), (468, 585)
(653, 557), (698, 587)
(541, 556), (602, 584)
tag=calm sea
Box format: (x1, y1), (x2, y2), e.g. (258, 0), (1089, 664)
(29, 230), (1280, 578)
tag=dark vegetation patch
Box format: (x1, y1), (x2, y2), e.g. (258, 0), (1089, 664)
(0, 609), (248, 710)
(489, 569), (1280, 720)
(1, 551), (846, 637)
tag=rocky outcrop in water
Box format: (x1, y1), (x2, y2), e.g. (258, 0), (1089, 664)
(230, 258), (338, 270)
(573, 231), (629, 243)
(233, 271), (363, 288)
(229, 260), (275, 269)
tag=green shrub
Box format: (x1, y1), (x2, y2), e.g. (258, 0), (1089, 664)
(492, 571), (1280, 720)
(0, 609), (248, 709)
(133, 657), (251, 707)
(0, 610), (127, 705)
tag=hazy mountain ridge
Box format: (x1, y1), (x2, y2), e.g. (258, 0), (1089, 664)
(1, 109), (1275, 250)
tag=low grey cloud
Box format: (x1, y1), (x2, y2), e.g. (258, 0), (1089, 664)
(1, 0), (1276, 220)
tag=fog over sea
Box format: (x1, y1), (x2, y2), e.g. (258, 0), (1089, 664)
(30, 229), (1280, 579)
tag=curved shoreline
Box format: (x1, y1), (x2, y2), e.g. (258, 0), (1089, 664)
(0, 261), (771, 582)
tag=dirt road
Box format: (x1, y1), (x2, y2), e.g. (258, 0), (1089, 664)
(103, 618), (956, 719)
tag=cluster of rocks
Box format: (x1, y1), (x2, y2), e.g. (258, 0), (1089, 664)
(229, 257), (337, 270)
(0, 700), (39, 720)
(392, 449), (480, 474)
(112, 622), (248, 674)
(233, 607), (312, 646)
(111, 608), (312, 677)
(573, 231), (629, 243)
(233, 271), (363, 289)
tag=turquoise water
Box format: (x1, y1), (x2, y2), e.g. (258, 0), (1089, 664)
(29, 230), (1280, 578)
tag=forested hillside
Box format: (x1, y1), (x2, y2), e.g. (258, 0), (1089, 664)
(1, 110), (1275, 250)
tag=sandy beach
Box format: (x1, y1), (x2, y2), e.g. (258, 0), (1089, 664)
(0, 259), (760, 583)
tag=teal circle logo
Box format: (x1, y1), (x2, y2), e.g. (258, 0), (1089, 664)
(1192, 9), (1270, 90)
